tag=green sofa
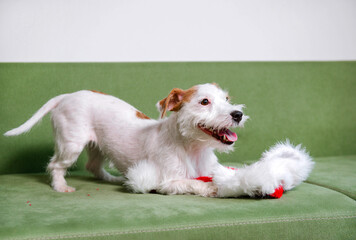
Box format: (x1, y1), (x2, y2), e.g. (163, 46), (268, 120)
(1, 62), (355, 240)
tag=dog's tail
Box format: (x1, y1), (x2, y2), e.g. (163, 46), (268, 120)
(4, 94), (69, 136)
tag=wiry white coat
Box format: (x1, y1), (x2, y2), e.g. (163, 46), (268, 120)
(5, 83), (313, 197)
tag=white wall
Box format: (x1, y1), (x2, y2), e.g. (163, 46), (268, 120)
(0, 0), (355, 62)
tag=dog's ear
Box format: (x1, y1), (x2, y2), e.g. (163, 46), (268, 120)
(157, 87), (196, 118)
(157, 88), (185, 119)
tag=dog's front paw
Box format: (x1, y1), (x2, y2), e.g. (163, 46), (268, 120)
(199, 182), (218, 197)
(53, 185), (76, 193)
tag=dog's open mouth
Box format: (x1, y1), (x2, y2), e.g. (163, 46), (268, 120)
(198, 124), (237, 145)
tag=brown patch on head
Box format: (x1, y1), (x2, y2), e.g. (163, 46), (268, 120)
(136, 111), (150, 120)
(212, 82), (221, 89)
(91, 90), (108, 95)
(158, 86), (197, 118)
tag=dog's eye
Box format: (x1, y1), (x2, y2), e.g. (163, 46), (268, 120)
(226, 96), (229, 101)
(200, 99), (210, 105)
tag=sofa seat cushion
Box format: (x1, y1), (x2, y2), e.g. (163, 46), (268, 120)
(1, 170), (355, 239)
(306, 155), (356, 200)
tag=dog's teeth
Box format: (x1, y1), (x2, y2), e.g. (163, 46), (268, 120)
(223, 135), (227, 141)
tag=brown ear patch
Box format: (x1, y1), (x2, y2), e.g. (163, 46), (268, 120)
(91, 90), (108, 95)
(158, 86), (197, 118)
(136, 111), (151, 120)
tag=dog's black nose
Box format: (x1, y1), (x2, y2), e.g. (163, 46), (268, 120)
(231, 111), (243, 123)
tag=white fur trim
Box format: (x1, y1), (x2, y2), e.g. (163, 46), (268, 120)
(215, 140), (314, 197)
(125, 161), (160, 193)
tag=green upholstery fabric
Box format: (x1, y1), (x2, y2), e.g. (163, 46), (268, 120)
(0, 62), (355, 239)
(0, 166), (355, 240)
(306, 155), (356, 200)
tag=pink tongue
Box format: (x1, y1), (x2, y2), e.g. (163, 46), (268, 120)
(218, 129), (238, 142)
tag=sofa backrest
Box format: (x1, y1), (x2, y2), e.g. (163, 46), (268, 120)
(1, 62), (355, 174)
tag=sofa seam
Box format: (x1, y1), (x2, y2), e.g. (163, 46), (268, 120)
(305, 180), (356, 200)
(16, 214), (356, 240)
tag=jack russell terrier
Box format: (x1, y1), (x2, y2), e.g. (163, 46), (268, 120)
(5, 83), (313, 197)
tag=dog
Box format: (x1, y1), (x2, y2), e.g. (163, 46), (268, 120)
(5, 83), (313, 197)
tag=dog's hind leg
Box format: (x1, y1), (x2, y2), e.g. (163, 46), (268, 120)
(86, 145), (125, 183)
(47, 142), (85, 192)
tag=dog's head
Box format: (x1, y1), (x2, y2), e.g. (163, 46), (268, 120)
(157, 83), (249, 151)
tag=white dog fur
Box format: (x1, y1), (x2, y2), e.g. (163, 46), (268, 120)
(5, 83), (314, 197)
